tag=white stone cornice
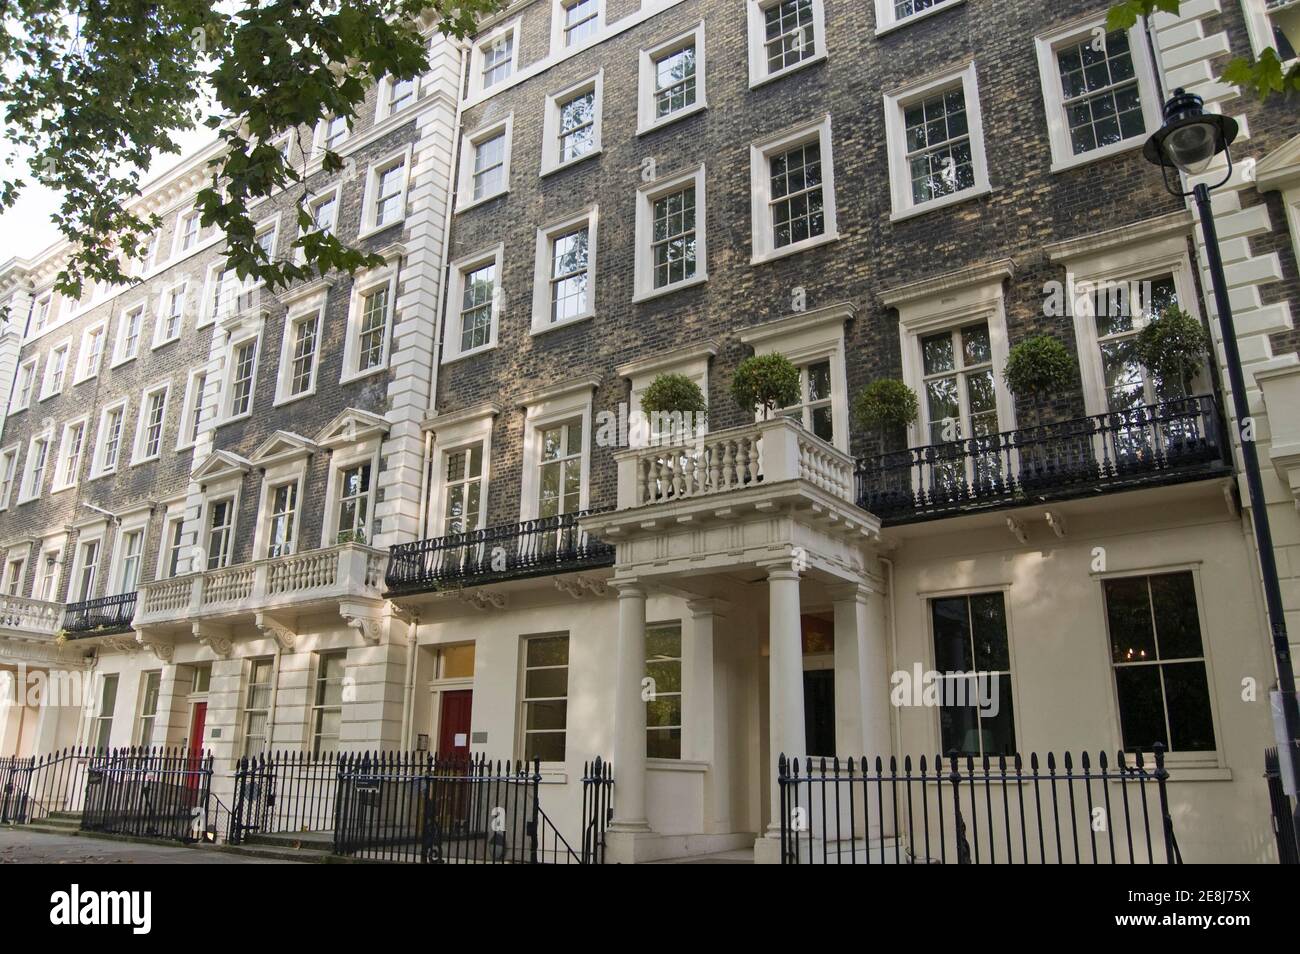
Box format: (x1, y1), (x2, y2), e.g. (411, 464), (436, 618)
(1043, 209), (1193, 264)
(516, 375), (601, 410)
(880, 259), (1015, 308)
(616, 341), (720, 381)
(738, 303), (856, 348)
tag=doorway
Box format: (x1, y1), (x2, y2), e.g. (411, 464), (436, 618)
(438, 690), (473, 760)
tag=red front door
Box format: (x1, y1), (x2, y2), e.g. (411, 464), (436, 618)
(188, 702), (207, 754)
(438, 691), (473, 761)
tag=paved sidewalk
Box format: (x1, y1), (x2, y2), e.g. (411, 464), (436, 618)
(0, 828), (299, 864)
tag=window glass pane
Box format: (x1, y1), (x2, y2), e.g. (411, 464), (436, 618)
(1114, 665), (1167, 750)
(1105, 577), (1156, 663)
(527, 634), (568, 666)
(1162, 662), (1215, 751)
(931, 597), (973, 671)
(969, 592), (1009, 671)
(922, 332), (954, 375)
(1149, 572), (1203, 659)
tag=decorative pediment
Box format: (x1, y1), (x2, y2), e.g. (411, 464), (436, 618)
(315, 408), (390, 449)
(192, 450), (254, 484)
(250, 431), (319, 468)
(1256, 133), (1300, 192)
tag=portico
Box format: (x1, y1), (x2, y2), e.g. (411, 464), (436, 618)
(581, 417), (891, 863)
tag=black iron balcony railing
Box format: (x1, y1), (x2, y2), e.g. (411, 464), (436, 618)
(62, 592), (138, 636)
(385, 510), (615, 595)
(855, 395), (1231, 525)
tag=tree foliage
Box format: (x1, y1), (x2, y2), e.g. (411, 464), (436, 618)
(640, 373), (708, 418)
(731, 353), (801, 418)
(1107, 1), (1299, 101)
(1135, 304), (1210, 393)
(853, 379), (918, 432)
(1003, 335), (1077, 399)
(0, 0), (504, 300)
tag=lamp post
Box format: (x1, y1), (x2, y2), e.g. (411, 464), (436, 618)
(1144, 89), (1300, 823)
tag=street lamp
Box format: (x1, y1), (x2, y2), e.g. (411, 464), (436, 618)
(1145, 89), (1300, 824)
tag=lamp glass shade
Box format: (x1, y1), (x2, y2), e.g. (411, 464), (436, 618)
(1162, 120), (1220, 175)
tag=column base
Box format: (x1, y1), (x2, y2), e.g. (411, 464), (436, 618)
(753, 832), (784, 865)
(605, 823), (654, 864)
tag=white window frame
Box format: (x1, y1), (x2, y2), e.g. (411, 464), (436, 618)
(518, 633), (570, 764)
(222, 331), (262, 423)
(541, 72), (603, 176)
(1034, 13), (1162, 173)
(275, 301), (327, 404)
(746, 0), (827, 89)
(27, 292), (52, 337)
(633, 163), (708, 302)
(153, 280), (188, 348)
(254, 457), (308, 560)
(201, 490), (240, 571)
(130, 383), (170, 465)
(1242, 0), (1300, 64)
(53, 416), (89, 492)
(376, 74), (419, 123)
(1051, 224), (1204, 418)
(155, 503), (189, 580)
(109, 516), (148, 594)
(90, 398), (129, 478)
(428, 408), (497, 536)
(19, 430), (52, 504)
(443, 244), (505, 363)
(68, 533), (103, 603)
(886, 264), (1015, 447)
(0, 445), (19, 510)
(638, 22), (707, 135)
(359, 145), (413, 238)
(873, 0), (965, 34)
(172, 207), (202, 258)
(739, 304), (852, 453)
(10, 357), (37, 413)
(519, 380), (594, 520)
(75, 320), (108, 384)
(33, 535), (64, 601)
(468, 19), (522, 98)
(551, 0), (605, 53)
(883, 61), (992, 222)
(3, 548), (27, 596)
(297, 184), (343, 262)
(40, 341), (70, 400)
(749, 114), (839, 264)
(457, 116), (513, 211)
(341, 263), (398, 383)
(177, 368), (208, 451)
(531, 205), (599, 335)
(313, 115), (351, 155)
(113, 301), (146, 366)
(200, 262), (236, 328)
(135, 670), (162, 746)
(619, 343), (715, 449)
(322, 448), (380, 547)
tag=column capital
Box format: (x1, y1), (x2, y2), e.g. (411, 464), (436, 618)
(686, 597), (730, 619)
(827, 581), (875, 605)
(761, 561), (802, 582)
(610, 579), (647, 600)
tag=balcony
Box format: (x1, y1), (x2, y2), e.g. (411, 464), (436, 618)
(62, 593), (137, 637)
(0, 595), (63, 640)
(385, 511), (616, 595)
(136, 543), (387, 630)
(855, 395), (1231, 525)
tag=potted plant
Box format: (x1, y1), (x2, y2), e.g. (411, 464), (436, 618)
(1135, 304), (1210, 398)
(853, 379), (919, 454)
(731, 353), (801, 420)
(640, 372), (707, 443)
(1003, 335), (1077, 426)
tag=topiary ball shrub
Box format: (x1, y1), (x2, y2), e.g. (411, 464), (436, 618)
(731, 353), (801, 418)
(1003, 335), (1077, 399)
(1135, 305), (1210, 395)
(853, 379), (919, 433)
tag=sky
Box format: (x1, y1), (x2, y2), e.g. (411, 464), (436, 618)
(0, 119), (218, 265)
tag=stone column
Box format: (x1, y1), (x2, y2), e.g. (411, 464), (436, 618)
(830, 582), (889, 760)
(764, 563), (805, 838)
(606, 580), (651, 862)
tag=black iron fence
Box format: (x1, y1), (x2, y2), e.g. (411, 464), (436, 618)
(1264, 747), (1299, 864)
(62, 592), (138, 636)
(778, 746), (1181, 864)
(229, 751), (339, 844)
(385, 510), (614, 594)
(331, 752), (586, 863)
(581, 757), (614, 864)
(81, 747), (213, 842)
(856, 395), (1228, 524)
(0, 746), (101, 824)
